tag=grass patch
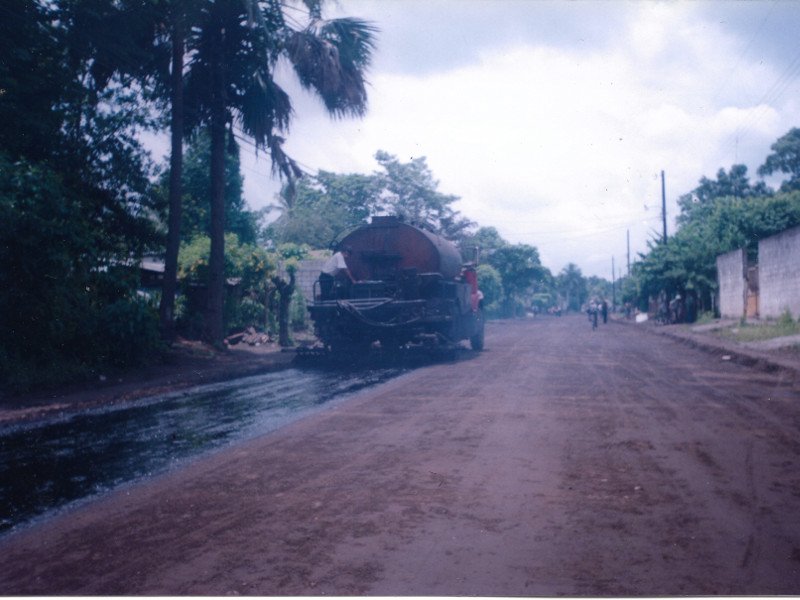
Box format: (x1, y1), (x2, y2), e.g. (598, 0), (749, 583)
(694, 311), (717, 326)
(713, 312), (800, 343)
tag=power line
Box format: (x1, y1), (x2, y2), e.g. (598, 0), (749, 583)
(721, 44), (800, 157)
(707, 0), (778, 108)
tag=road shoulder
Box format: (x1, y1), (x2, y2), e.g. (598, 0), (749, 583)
(0, 342), (297, 426)
(616, 317), (800, 380)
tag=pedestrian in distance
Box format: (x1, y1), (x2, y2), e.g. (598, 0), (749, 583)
(586, 302), (598, 330)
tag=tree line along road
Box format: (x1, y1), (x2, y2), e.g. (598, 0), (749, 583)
(1, 315), (799, 595)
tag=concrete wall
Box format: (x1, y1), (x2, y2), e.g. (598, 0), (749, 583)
(758, 225), (800, 319)
(716, 248), (746, 319)
(294, 258), (327, 302)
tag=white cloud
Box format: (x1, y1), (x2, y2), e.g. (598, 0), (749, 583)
(242, 0), (800, 278)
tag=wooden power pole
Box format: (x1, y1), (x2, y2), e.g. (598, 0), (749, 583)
(661, 170), (667, 243)
(627, 229), (630, 276)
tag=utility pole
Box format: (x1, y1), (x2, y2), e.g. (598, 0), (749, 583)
(661, 169), (667, 243)
(626, 229), (630, 276)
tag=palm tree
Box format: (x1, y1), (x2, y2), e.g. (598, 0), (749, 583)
(185, 0), (377, 346)
(557, 263), (587, 312)
(158, 2), (189, 342)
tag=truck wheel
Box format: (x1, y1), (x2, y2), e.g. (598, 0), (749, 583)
(470, 310), (485, 351)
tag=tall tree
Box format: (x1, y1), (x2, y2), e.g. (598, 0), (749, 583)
(176, 129), (256, 243)
(758, 127), (800, 192)
(266, 171), (380, 247)
(373, 151), (473, 237)
(0, 0), (66, 163)
(184, 0), (377, 346)
(556, 263), (588, 313)
(41, 0), (187, 342)
(634, 192), (800, 313)
(0, 1), (167, 388)
(678, 164), (771, 224)
(458, 226), (508, 262)
(488, 244), (546, 317)
(159, 1), (188, 342)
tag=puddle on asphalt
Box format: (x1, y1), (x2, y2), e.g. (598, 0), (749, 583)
(0, 365), (404, 536)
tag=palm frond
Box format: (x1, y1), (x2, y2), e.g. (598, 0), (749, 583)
(300, 0), (323, 21)
(237, 69), (293, 146)
(286, 16), (376, 118)
(267, 134), (304, 200)
(319, 17), (378, 69)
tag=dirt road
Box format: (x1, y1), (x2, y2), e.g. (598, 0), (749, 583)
(2, 316), (800, 595)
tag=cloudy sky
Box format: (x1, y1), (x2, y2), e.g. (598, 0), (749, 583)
(238, 0), (800, 279)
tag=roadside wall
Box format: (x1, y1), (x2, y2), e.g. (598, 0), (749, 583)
(294, 258), (327, 302)
(273, 251), (329, 303)
(759, 225), (800, 319)
(716, 248), (746, 319)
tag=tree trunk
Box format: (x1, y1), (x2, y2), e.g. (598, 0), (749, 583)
(206, 18), (226, 347)
(272, 271), (296, 347)
(159, 13), (184, 343)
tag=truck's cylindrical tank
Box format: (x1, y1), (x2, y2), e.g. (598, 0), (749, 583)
(339, 216), (462, 281)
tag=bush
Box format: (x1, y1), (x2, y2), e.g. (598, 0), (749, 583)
(236, 296), (267, 331)
(0, 296), (164, 394)
(476, 263), (503, 317)
(96, 297), (164, 367)
(0, 145), (163, 393)
(290, 289), (309, 331)
(177, 233), (274, 338)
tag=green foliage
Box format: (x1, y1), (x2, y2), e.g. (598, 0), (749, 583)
(1, 0), (379, 384)
(229, 296), (267, 331)
(267, 151), (474, 249)
(1, 157), (93, 364)
(695, 311), (716, 325)
(96, 297), (163, 367)
(778, 309), (796, 328)
(758, 127), (800, 192)
(0, 1), (170, 389)
(529, 292), (554, 312)
(634, 191), (800, 312)
(290, 289), (309, 331)
(267, 243), (310, 346)
(176, 233), (275, 335)
(586, 276), (612, 302)
(476, 264), (504, 315)
(678, 164), (771, 224)
(459, 226), (508, 262)
(181, 0), (376, 345)
(266, 173), (380, 247)
(271, 242), (310, 269)
(487, 244), (546, 317)
(158, 129), (258, 244)
(627, 130), (800, 314)
(0, 155), (165, 393)
(556, 263), (588, 312)
(178, 233), (274, 285)
(713, 315), (800, 343)
(619, 274), (643, 310)
(373, 151), (474, 238)
(0, 0), (69, 163)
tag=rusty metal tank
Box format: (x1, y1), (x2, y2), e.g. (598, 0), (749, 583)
(338, 216), (463, 281)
